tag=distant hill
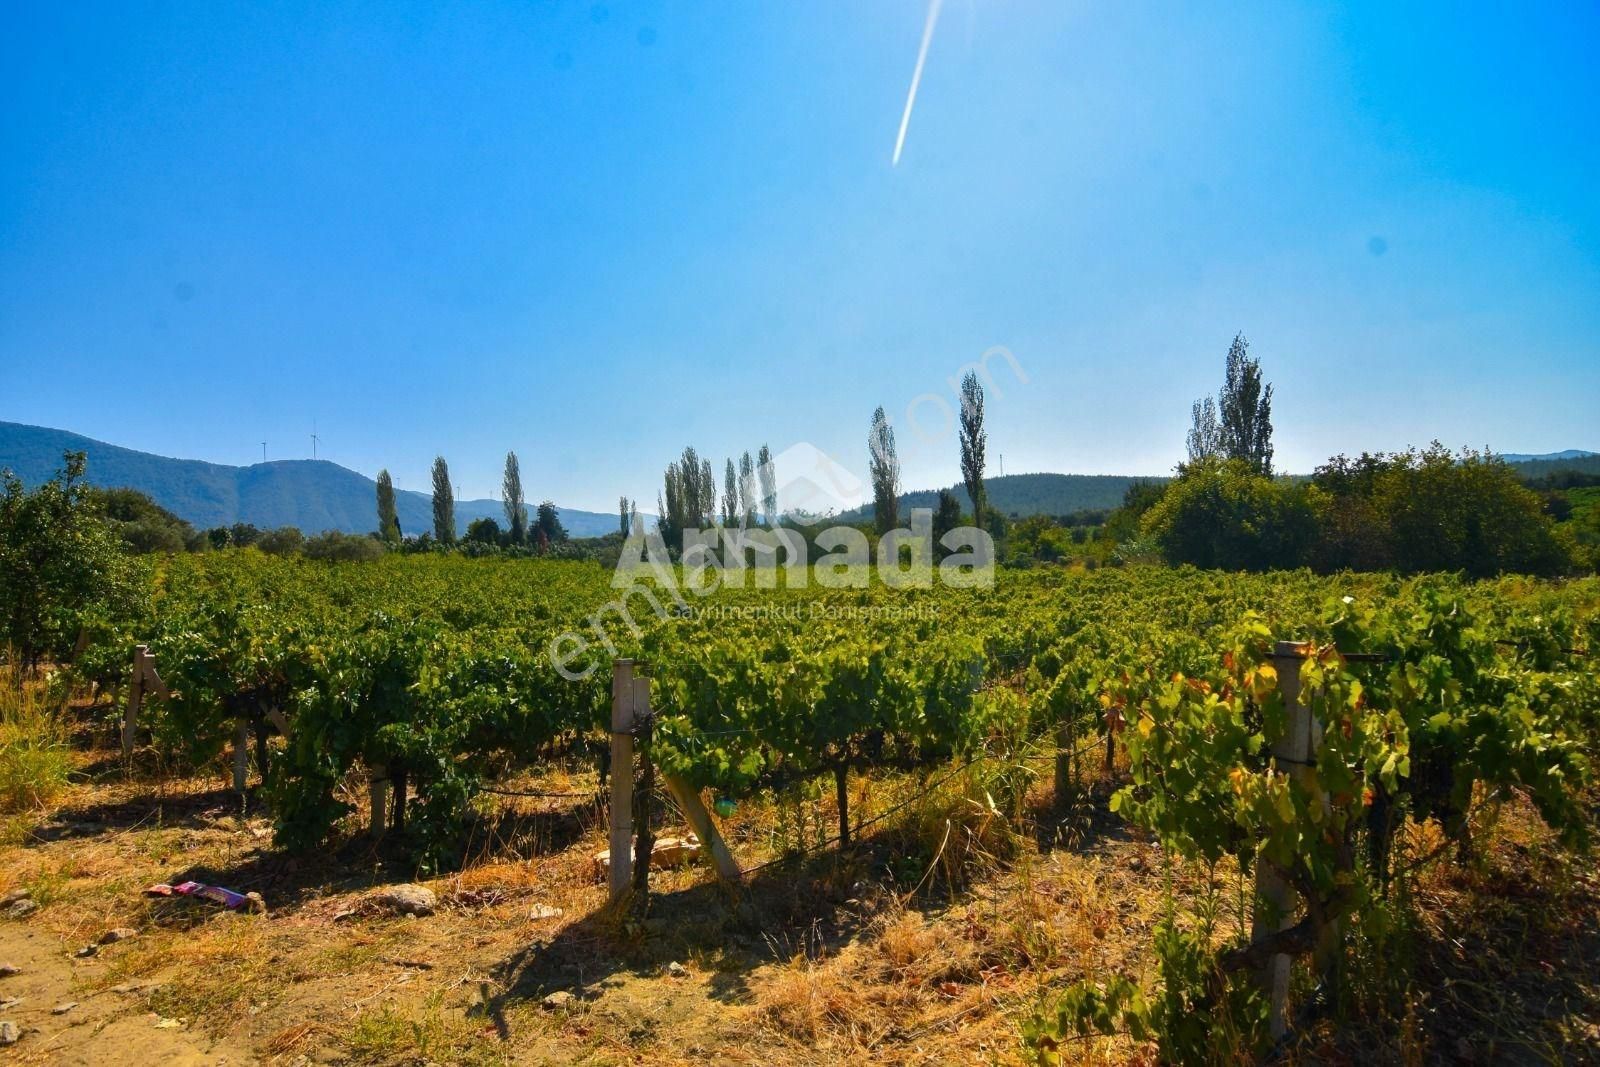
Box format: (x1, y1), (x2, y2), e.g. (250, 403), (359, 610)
(839, 472), (1167, 523)
(1508, 454), (1600, 480)
(0, 421), (624, 538)
(1500, 449), (1597, 463)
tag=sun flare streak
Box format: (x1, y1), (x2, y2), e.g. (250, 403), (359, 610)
(892, 0), (944, 167)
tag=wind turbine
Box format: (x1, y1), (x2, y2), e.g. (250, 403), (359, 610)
(311, 419), (320, 460)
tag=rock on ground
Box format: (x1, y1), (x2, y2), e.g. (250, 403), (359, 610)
(367, 884), (437, 917)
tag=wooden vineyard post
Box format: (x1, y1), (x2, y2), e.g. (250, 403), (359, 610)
(1252, 640), (1321, 1041)
(368, 763), (388, 838)
(1054, 721), (1074, 804)
(121, 646), (171, 757)
(121, 645), (147, 757)
(608, 659), (636, 903)
(232, 719), (251, 795)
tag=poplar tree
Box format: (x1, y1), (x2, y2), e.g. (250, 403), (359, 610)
(431, 456), (455, 542)
(757, 444), (777, 527)
(723, 459), (739, 526)
(739, 451), (756, 526)
(502, 451), (528, 544)
(376, 469), (401, 542)
(958, 371), (987, 530)
(869, 406), (901, 535)
(1217, 333), (1274, 475)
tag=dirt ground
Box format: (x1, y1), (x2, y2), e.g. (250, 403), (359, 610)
(2, 732), (1597, 1065)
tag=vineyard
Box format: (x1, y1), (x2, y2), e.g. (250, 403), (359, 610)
(5, 554), (1599, 1062)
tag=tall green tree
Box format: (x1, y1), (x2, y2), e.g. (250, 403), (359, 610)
(502, 451), (527, 544)
(869, 406), (901, 535)
(0, 452), (135, 671)
(375, 469), (401, 542)
(958, 371), (987, 530)
(431, 456), (455, 543)
(722, 459), (739, 526)
(739, 451), (756, 526)
(659, 446), (718, 546)
(757, 444), (777, 527)
(535, 500), (566, 546)
(619, 496), (635, 537)
(1217, 334), (1274, 475)
(1185, 396), (1221, 465)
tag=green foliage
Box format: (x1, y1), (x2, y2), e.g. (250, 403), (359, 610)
(89, 486), (194, 553)
(869, 407), (901, 535)
(376, 469), (401, 542)
(303, 531), (386, 562)
(258, 526), (305, 555)
(1217, 333), (1274, 475)
(0, 451), (137, 669)
(1312, 446), (1573, 576)
(1141, 458), (1316, 570)
(959, 372), (987, 529)
(464, 517), (501, 545)
(502, 452), (527, 544)
(431, 456), (455, 543)
(534, 500), (566, 545)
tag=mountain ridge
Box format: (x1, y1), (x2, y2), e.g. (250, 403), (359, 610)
(0, 421), (625, 538)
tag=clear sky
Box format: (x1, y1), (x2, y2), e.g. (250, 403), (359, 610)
(3, 1), (1597, 512)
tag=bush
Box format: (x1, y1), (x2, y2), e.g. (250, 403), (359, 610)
(1140, 458), (1316, 571)
(0, 452), (137, 670)
(1312, 446), (1574, 577)
(303, 531), (386, 562)
(258, 527), (305, 556)
(89, 487), (193, 554)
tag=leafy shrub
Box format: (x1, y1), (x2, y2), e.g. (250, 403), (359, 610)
(0, 451), (138, 670)
(257, 527), (305, 556)
(1140, 458), (1316, 570)
(303, 531), (385, 562)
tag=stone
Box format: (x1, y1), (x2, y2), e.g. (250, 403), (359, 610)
(528, 904), (564, 921)
(51, 1002), (76, 1015)
(99, 927), (139, 945)
(0, 889), (28, 906)
(589, 835), (703, 880)
(75, 944), (99, 959)
(0, 998), (19, 1010)
(0, 964), (18, 978)
(0, 1020), (17, 1046)
(4, 899), (38, 920)
(541, 991), (574, 1010)
(367, 884), (437, 917)
(666, 961), (687, 978)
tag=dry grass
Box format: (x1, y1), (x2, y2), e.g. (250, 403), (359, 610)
(0, 666), (73, 815)
(0, 712), (1593, 1065)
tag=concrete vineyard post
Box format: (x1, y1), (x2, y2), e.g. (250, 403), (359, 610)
(121, 645), (147, 757)
(608, 659), (636, 902)
(1252, 640), (1320, 1041)
(630, 668), (654, 903)
(662, 776), (743, 884)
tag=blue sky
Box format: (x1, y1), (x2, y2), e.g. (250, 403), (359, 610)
(3, 1), (1597, 512)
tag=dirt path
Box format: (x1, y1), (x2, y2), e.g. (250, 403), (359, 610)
(0, 919), (253, 1066)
